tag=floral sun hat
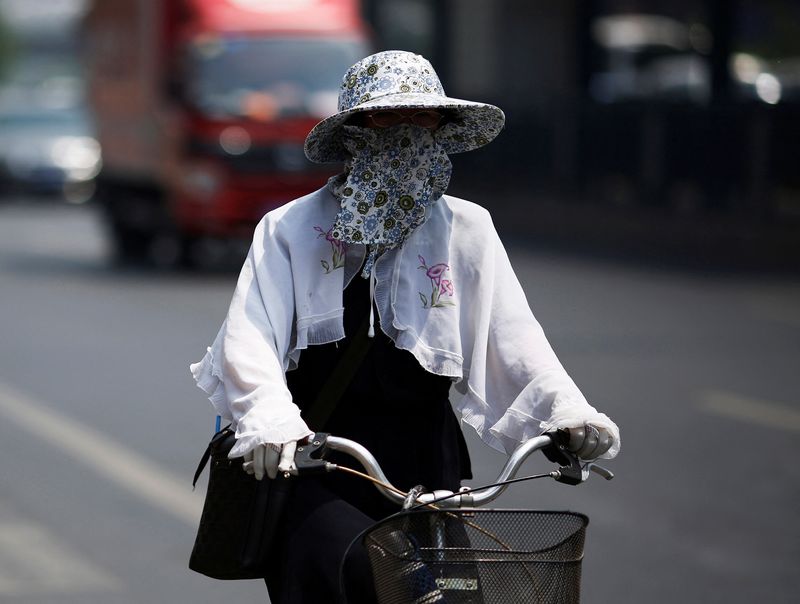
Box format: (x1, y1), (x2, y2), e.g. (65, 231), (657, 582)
(304, 50), (505, 163)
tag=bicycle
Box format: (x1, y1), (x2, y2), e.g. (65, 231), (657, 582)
(291, 431), (615, 604)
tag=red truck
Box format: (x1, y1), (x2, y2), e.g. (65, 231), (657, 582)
(84, 0), (369, 266)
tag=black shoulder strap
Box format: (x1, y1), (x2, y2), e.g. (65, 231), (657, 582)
(303, 314), (374, 429)
(192, 426), (234, 488)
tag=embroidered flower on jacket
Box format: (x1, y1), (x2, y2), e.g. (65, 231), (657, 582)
(314, 225), (346, 273)
(417, 254), (455, 308)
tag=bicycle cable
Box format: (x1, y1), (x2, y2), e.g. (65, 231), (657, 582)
(334, 465), (408, 497)
(332, 464), (555, 510)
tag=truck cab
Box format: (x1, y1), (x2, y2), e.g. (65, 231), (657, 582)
(84, 0), (369, 266)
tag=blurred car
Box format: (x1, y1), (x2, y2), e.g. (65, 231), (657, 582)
(589, 13), (712, 105)
(0, 107), (101, 202)
(731, 53), (800, 105)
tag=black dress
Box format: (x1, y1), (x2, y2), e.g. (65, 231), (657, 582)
(264, 271), (472, 604)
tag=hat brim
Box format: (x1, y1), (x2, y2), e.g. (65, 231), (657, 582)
(304, 92), (505, 163)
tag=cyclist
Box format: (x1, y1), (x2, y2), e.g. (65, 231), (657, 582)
(191, 50), (620, 604)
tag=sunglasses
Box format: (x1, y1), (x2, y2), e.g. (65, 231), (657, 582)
(362, 110), (445, 129)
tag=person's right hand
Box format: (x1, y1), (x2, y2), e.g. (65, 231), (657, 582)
(564, 423), (614, 460)
(242, 441), (298, 480)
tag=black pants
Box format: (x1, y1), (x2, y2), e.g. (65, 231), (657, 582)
(264, 478), (386, 604)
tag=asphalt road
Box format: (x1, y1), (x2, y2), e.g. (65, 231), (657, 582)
(0, 198), (797, 603)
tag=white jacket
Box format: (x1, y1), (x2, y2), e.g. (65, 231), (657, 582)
(190, 186), (620, 459)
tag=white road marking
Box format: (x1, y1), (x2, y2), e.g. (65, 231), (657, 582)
(700, 390), (800, 433)
(0, 522), (122, 596)
(0, 379), (203, 526)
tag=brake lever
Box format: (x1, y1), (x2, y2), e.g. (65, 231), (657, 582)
(553, 447), (584, 485)
(552, 443), (615, 485)
(587, 462), (614, 481)
(293, 432), (332, 475)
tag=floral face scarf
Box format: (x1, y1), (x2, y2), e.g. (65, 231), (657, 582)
(327, 124), (452, 277)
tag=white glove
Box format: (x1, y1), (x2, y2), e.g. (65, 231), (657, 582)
(242, 441), (298, 480)
(565, 423), (614, 460)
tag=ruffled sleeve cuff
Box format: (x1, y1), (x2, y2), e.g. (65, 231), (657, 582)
(190, 345), (313, 459)
(189, 347), (230, 420)
(489, 399), (621, 460)
(228, 404), (314, 459)
(457, 380), (621, 460)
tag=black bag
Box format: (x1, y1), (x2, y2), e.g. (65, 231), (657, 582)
(188, 426), (294, 579)
(188, 314), (375, 580)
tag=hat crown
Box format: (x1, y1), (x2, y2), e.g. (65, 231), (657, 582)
(338, 50), (446, 112)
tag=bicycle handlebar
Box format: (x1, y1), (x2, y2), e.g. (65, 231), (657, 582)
(294, 433), (613, 509)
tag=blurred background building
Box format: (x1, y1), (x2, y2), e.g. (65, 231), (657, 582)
(1, 0), (798, 269)
(369, 0), (800, 268)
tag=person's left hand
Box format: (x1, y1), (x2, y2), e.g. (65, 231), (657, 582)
(564, 423), (614, 459)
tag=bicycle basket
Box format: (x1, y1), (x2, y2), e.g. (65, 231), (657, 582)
(363, 509), (588, 604)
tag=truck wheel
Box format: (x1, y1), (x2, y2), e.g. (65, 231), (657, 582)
(112, 227), (190, 269)
(147, 231), (185, 269)
(110, 223), (152, 265)
(184, 236), (229, 270)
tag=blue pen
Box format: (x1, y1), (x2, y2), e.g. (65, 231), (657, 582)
(215, 415), (221, 433)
